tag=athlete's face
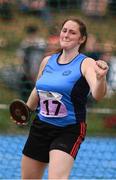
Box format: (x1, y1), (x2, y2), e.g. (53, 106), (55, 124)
(60, 20), (85, 50)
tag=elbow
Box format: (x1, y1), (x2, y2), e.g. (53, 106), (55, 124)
(93, 95), (105, 101)
(92, 91), (106, 101)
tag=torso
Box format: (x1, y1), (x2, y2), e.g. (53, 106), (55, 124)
(35, 52), (90, 127)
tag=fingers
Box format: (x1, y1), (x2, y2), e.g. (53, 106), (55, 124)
(96, 60), (109, 71)
(10, 116), (28, 126)
(94, 60), (109, 80)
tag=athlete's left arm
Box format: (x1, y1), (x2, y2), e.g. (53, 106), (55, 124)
(81, 58), (109, 101)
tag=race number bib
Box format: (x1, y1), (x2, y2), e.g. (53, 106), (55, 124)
(38, 90), (68, 118)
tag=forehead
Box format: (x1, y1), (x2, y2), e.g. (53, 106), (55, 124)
(62, 20), (79, 30)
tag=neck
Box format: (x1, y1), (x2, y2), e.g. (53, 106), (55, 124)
(59, 48), (79, 64)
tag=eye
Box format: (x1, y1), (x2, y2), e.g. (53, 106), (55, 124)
(70, 31), (76, 35)
(71, 32), (76, 35)
(62, 28), (67, 33)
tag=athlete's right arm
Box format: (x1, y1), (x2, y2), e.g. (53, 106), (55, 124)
(26, 56), (51, 111)
(36, 55), (51, 79)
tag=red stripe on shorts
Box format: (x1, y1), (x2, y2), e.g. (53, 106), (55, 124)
(70, 122), (86, 158)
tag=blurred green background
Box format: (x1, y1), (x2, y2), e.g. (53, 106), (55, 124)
(0, 0), (116, 136)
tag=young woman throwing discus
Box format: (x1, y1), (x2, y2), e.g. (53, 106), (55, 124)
(20, 17), (109, 179)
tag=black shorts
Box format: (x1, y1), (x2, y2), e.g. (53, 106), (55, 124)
(22, 118), (87, 163)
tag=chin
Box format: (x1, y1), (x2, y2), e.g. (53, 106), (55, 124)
(61, 45), (70, 50)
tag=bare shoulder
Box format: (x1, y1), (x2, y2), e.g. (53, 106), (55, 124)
(37, 55), (51, 79)
(83, 57), (95, 65)
(40, 55), (51, 70)
(81, 57), (96, 75)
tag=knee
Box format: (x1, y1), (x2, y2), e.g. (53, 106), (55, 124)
(48, 168), (70, 179)
(21, 155), (46, 179)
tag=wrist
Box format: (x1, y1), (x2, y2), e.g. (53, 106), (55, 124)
(96, 74), (106, 81)
(26, 103), (34, 113)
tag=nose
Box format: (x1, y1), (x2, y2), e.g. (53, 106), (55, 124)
(64, 31), (69, 38)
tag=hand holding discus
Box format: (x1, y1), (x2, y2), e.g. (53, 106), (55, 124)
(9, 99), (33, 125)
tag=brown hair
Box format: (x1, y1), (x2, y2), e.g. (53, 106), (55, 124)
(46, 17), (88, 56)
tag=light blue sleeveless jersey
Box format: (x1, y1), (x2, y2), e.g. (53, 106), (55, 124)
(35, 53), (90, 127)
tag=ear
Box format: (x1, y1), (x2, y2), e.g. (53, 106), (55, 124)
(79, 36), (86, 45)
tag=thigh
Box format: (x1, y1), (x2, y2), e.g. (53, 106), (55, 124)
(22, 119), (52, 163)
(50, 122), (87, 159)
(21, 155), (47, 179)
(48, 149), (74, 179)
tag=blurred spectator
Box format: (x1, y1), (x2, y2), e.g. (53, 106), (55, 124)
(108, 0), (116, 16)
(0, 37), (7, 48)
(85, 34), (102, 60)
(81, 0), (108, 19)
(18, 0), (29, 12)
(46, 25), (60, 53)
(46, 0), (82, 9)
(0, 0), (13, 20)
(17, 24), (47, 101)
(101, 41), (116, 95)
(100, 41), (113, 63)
(19, 0), (53, 25)
(108, 55), (116, 92)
